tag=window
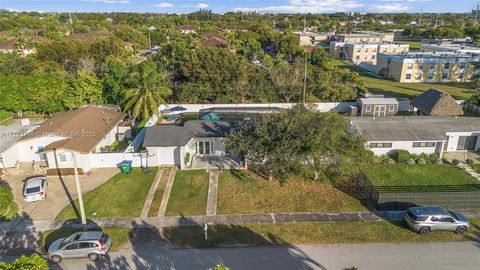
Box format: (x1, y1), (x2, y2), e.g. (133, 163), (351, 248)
(58, 152), (72, 163)
(428, 73), (434, 80)
(412, 142), (436, 147)
(407, 63), (413, 70)
(78, 242), (91, 249)
(365, 105), (371, 112)
(440, 217), (455, 223)
(364, 55), (368, 59)
(389, 105), (395, 112)
(65, 243), (79, 250)
(429, 63), (436, 69)
(356, 48), (361, 52)
(356, 55), (360, 60)
(442, 72), (448, 80)
(372, 55), (376, 59)
(406, 74), (412, 80)
(369, 143), (392, 148)
(197, 140), (213, 155)
(444, 62), (450, 69)
(460, 62), (466, 69)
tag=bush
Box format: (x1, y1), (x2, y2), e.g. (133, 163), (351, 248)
(387, 158), (396, 164)
(417, 158), (427, 164)
(452, 159), (460, 166)
(0, 186), (14, 217)
(184, 152), (191, 166)
(0, 254), (48, 270)
(390, 150), (410, 163)
(379, 155), (390, 164)
(427, 153), (440, 164)
(406, 158), (416, 165)
(466, 159), (474, 166)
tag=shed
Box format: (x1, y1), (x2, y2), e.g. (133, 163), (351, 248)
(357, 97), (399, 116)
(410, 89), (464, 116)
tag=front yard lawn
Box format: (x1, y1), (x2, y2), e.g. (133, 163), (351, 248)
(56, 168), (158, 220)
(42, 228), (132, 252)
(364, 164), (479, 186)
(163, 219), (480, 248)
(217, 170), (366, 214)
(0, 185), (18, 221)
(472, 164), (480, 173)
(165, 170), (209, 216)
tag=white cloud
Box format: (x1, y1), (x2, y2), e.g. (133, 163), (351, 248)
(194, 3), (209, 9)
(370, 3), (410, 12)
(154, 2), (174, 8)
(83, 0), (130, 4)
(235, 0), (364, 13)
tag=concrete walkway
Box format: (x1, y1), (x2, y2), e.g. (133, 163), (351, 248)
(206, 170), (219, 216)
(459, 163), (480, 182)
(3, 209), (480, 233)
(157, 167), (177, 217)
(140, 168), (165, 218)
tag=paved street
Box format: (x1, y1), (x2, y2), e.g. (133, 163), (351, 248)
(45, 241), (480, 270)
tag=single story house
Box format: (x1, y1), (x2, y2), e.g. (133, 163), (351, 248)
(10, 105), (126, 172)
(143, 120), (240, 169)
(0, 119), (39, 169)
(356, 97), (399, 117)
(410, 88), (464, 116)
(351, 116), (480, 156)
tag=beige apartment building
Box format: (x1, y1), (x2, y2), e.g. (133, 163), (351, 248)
(295, 32), (333, 46)
(330, 42), (409, 64)
(420, 43), (480, 55)
(376, 52), (477, 83)
(334, 31), (395, 43)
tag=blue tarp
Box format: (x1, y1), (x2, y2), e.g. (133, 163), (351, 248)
(200, 112), (221, 121)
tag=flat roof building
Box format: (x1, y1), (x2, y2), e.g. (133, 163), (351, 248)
(330, 41), (409, 65)
(334, 31), (395, 43)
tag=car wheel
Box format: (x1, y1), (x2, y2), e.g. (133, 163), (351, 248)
(456, 226), (467, 234)
(419, 226), (430, 235)
(50, 255), (62, 263)
(88, 253), (99, 261)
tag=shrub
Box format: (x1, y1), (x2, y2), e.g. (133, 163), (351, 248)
(379, 155), (390, 164)
(427, 153), (440, 164)
(436, 159), (444, 165)
(184, 152), (191, 166)
(391, 150), (410, 163)
(0, 186), (14, 217)
(417, 158), (427, 164)
(0, 254), (48, 270)
(466, 159), (474, 166)
(452, 159), (460, 166)
(387, 158), (396, 164)
(406, 158), (416, 165)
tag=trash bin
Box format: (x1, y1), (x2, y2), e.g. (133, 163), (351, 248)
(117, 160), (133, 174)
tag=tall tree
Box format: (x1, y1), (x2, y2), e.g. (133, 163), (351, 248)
(64, 72), (104, 109)
(123, 61), (171, 119)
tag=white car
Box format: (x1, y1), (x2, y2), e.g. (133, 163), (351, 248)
(23, 177), (47, 203)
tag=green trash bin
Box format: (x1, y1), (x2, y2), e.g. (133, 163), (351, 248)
(118, 160), (133, 174)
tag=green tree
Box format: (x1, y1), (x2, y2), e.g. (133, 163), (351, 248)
(123, 61), (171, 119)
(226, 105), (370, 182)
(101, 56), (127, 104)
(268, 59), (303, 103)
(0, 254), (48, 270)
(208, 265), (229, 270)
(64, 72), (104, 109)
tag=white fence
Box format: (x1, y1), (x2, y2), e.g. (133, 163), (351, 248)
(89, 152), (149, 168)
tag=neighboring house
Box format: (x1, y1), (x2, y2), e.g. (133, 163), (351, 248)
(225, 25), (248, 33)
(0, 120), (39, 169)
(179, 25), (198, 34)
(10, 105), (126, 172)
(330, 42), (409, 64)
(199, 35), (236, 53)
(351, 116), (480, 156)
(143, 120), (240, 169)
(375, 52), (477, 83)
(410, 89), (464, 116)
(0, 36), (49, 57)
(357, 97), (399, 117)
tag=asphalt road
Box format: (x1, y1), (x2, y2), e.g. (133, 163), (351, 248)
(47, 241), (480, 270)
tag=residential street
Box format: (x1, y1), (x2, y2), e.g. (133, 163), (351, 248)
(45, 240), (480, 270)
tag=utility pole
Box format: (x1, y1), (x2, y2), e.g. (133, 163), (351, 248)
(303, 13), (306, 33)
(474, 3), (480, 27)
(418, 7), (423, 27)
(72, 152), (86, 225)
(69, 12), (74, 35)
(303, 55), (307, 104)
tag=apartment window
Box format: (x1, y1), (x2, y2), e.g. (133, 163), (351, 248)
(429, 63), (436, 70)
(389, 105), (395, 112)
(419, 64), (424, 70)
(417, 74), (422, 80)
(364, 55), (368, 60)
(412, 142), (436, 147)
(442, 73), (448, 80)
(407, 64), (413, 70)
(372, 55), (376, 59)
(369, 143), (392, 148)
(460, 62), (466, 69)
(365, 105), (372, 112)
(356, 55), (360, 60)
(393, 48), (397, 53)
(356, 48), (361, 52)
(428, 73), (434, 80)
(444, 63), (450, 69)
(406, 74), (412, 80)
(372, 48), (377, 52)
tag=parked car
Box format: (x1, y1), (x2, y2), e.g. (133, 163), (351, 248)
(23, 176), (47, 203)
(404, 207), (469, 235)
(47, 231), (112, 263)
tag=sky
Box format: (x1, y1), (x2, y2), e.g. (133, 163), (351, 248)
(1, 0), (478, 14)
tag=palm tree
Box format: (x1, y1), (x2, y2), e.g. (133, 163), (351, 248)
(123, 61), (171, 120)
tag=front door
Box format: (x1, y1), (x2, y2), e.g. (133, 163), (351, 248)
(373, 105), (386, 117)
(197, 141), (213, 155)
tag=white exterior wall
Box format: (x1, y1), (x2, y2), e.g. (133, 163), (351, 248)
(445, 132), (480, 152)
(46, 151), (92, 172)
(15, 136), (67, 163)
(94, 125), (119, 152)
(146, 146), (183, 167)
(367, 140), (445, 156)
(1, 145), (22, 168)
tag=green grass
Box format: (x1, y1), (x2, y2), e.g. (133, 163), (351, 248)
(471, 164), (480, 173)
(364, 164), (479, 186)
(0, 185), (18, 221)
(41, 228), (132, 252)
(163, 219), (480, 248)
(398, 41), (421, 51)
(56, 168), (158, 220)
(148, 167), (170, 217)
(165, 170), (209, 216)
(334, 60), (475, 100)
(0, 110), (12, 122)
(217, 170), (366, 214)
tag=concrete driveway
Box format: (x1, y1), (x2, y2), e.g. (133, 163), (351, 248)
(3, 168), (119, 220)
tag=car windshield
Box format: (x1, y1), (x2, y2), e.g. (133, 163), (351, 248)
(26, 187), (40, 194)
(60, 233), (81, 248)
(406, 210), (427, 221)
(448, 211), (460, 220)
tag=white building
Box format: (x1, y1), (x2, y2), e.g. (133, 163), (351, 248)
(143, 120), (242, 169)
(0, 120), (39, 169)
(351, 117), (480, 156)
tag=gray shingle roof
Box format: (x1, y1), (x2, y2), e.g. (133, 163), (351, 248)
(358, 98), (399, 105)
(143, 120), (239, 147)
(0, 122), (39, 153)
(351, 116), (480, 141)
(410, 89), (463, 116)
